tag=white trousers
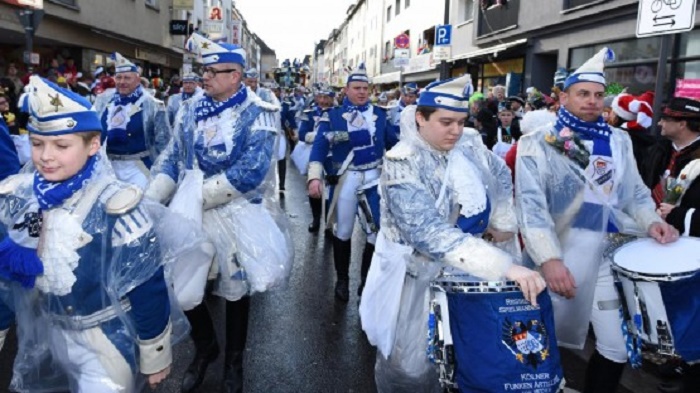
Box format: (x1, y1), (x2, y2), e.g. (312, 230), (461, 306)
(590, 258), (628, 363)
(50, 326), (134, 393)
(112, 160), (149, 190)
(334, 169), (380, 243)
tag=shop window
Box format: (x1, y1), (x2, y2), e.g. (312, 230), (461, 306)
(477, 0), (519, 37)
(564, 0), (601, 9)
(679, 30), (700, 58)
(460, 0), (475, 23)
(569, 37), (661, 69)
(419, 27), (435, 55)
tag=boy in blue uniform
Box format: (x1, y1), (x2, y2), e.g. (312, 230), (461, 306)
(307, 63), (399, 301)
(0, 76), (173, 392)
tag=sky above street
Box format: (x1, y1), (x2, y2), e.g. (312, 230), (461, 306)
(235, 0), (353, 64)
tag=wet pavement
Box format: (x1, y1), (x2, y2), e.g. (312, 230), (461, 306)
(0, 161), (664, 392)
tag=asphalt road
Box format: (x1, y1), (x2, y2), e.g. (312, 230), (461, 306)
(0, 161), (665, 393)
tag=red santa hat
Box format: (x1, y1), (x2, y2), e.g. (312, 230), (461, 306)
(612, 91), (654, 131)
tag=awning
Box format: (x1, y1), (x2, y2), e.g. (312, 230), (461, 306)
(450, 38), (527, 62)
(403, 69), (439, 83)
(371, 71), (401, 85)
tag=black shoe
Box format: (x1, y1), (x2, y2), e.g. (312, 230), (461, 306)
(181, 342), (220, 393)
(324, 228), (333, 238)
(335, 279), (349, 302)
(222, 351), (244, 393)
(308, 220), (320, 233)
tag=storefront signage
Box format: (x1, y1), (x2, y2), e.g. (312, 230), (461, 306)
(204, 6), (224, 37)
(169, 20), (189, 35)
(231, 20), (242, 46)
(637, 0), (696, 37)
(172, 0), (194, 10)
(675, 79), (700, 100)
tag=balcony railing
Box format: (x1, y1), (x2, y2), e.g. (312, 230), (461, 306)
(477, 0), (520, 37)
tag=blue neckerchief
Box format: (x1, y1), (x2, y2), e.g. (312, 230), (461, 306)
(181, 91), (194, 101)
(195, 86), (248, 123)
(33, 154), (98, 211)
(555, 106), (611, 142)
(111, 85), (143, 106)
(342, 97), (370, 113)
(399, 100), (407, 110)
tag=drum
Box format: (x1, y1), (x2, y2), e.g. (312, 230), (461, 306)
(428, 269), (564, 393)
(610, 237), (700, 361)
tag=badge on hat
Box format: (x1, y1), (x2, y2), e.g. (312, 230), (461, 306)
(111, 52), (138, 74)
(402, 83), (419, 96)
(186, 33), (246, 67)
(417, 74), (473, 113)
(24, 76), (102, 136)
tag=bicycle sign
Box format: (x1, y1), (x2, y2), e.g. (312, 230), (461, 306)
(637, 0), (696, 37)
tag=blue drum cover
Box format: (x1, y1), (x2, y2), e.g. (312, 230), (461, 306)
(447, 290), (563, 392)
(659, 271), (700, 362)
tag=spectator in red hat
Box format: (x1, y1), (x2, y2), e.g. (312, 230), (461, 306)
(608, 91), (656, 176)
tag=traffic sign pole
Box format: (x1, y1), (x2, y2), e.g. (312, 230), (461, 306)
(652, 34), (672, 136)
(439, 0), (450, 80)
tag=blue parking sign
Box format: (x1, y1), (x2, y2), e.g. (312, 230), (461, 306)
(434, 25), (452, 46)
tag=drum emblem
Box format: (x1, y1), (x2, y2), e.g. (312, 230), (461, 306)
(501, 318), (550, 367)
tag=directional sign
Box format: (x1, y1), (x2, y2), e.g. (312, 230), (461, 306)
(434, 24), (452, 46)
(637, 0), (696, 37)
(395, 33), (410, 49)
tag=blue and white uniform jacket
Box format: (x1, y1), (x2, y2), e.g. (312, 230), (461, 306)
(167, 88), (202, 127)
(98, 88), (171, 168)
(0, 171), (172, 386)
(307, 104), (398, 181)
(280, 98), (298, 132)
(148, 88), (288, 301)
(380, 126), (516, 280)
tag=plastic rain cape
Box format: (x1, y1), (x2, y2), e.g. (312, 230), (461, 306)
(515, 119), (661, 348)
(0, 148), (206, 392)
(363, 105), (520, 393)
(150, 90), (294, 303)
(93, 88), (172, 163)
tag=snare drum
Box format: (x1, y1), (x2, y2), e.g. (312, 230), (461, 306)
(428, 269), (564, 393)
(611, 237), (700, 361)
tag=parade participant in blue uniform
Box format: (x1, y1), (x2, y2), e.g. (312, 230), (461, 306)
(360, 75), (549, 392)
(296, 85), (335, 232)
(147, 33), (293, 393)
(281, 87), (298, 141)
(0, 117), (20, 182)
(167, 72), (201, 127)
(307, 63), (398, 302)
(388, 83), (419, 133)
(0, 76), (177, 392)
(95, 52), (171, 189)
(244, 68), (288, 194)
(516, 48), (678, 393)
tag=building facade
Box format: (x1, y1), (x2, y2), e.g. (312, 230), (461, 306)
(316, 0), (700, 99)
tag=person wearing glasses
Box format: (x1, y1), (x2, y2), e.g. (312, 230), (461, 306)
(94, 52), (171, 189)
(147, 33), (292, 393)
